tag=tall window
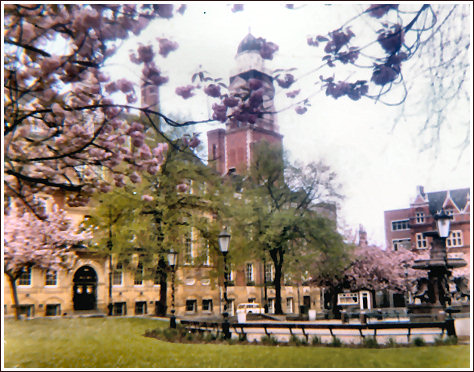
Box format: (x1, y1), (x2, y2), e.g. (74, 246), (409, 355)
(184, 231), (193, 265)
(113, 263), (123, 286)
(391, 220), (409, 231)
(18, 267), (32, 286)
(447, 230), (463, 248)
(45, 270), (57, 286)
(416, 233), (428, 249)
(134, 263), (143, 286)
(265, 263), (274, 283)
(246, 263), (254, 284)
(415, 212), (425, 224)
(286, 297), (294, 313)
(224, 269), (234, 283)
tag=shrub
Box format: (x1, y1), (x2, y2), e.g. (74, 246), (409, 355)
(330, 336), (342, 347)
(204, 332), (217, 342)
(385, 337), (398, 348)
(162, 328), (178, 341)
(238, 333), (247, 342)
(412, 337), (426, 347)
(434, 335), (458, 345)
(362, 337), (379, 348)
(261, 335), (279, 346)
(289, 335), (308, 346)
(311, 335), (321, 345)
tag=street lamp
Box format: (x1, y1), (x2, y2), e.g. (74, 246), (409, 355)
(218, 228), (231, 339)
(167, 249), (178, 328)
(434, 210), (452, 238)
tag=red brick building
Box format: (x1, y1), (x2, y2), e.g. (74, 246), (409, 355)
(384, 185), (470, 271)
(207, 33), (283, 176)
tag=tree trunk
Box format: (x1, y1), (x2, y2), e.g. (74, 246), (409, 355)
(7, 273), (20, 320)
(270, 247), (284, 315)
(156, 258), (168, 316)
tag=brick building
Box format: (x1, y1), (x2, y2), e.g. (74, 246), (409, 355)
(207, 33), (283, 176)
(384, 185), (470, 273)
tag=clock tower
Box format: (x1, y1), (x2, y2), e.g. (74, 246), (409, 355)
(207, 34), (283, 175)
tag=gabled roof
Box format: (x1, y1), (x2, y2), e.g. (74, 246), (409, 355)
(426, 188), (470, 215)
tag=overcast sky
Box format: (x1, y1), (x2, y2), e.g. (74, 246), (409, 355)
(105, 2), (472, 247)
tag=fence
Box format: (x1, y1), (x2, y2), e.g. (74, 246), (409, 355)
(179, 318), (455, 345)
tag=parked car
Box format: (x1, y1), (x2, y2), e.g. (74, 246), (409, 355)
(236, 303), (264, 314)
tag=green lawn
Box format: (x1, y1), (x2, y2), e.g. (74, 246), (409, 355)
(3, 317), (470, 368)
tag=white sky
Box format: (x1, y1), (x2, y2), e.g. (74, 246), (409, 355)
(104, 2), (472, 248)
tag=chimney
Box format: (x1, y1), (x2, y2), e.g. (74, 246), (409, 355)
(416, 185), (425, 197)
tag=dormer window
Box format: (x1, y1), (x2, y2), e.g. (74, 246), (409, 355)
(415, 212), (425, 224)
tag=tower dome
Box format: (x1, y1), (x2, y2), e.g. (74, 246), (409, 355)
(236, 33), (261, 54)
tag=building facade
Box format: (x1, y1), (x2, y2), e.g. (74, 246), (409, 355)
(384, 185), (470, 273)
(4, 34), (323, 319)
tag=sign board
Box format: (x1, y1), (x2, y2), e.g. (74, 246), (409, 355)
(337, 292), (359, 306)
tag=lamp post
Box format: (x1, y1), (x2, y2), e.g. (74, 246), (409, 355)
(428, 210), (453, 307)
(218, 228), (231, 339)
(167, 249), (178, 328)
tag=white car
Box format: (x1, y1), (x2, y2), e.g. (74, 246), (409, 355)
(236, 303), (264, 314)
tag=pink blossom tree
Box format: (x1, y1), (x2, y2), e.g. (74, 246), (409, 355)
(4, 205), (91, 319)
(4, 4), (191, 217)
(310, 245), (419, 317)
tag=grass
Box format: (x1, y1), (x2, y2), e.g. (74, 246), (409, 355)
(3, 317), (471, 368)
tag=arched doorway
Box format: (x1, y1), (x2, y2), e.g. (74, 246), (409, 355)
(73, 266), (97, 310)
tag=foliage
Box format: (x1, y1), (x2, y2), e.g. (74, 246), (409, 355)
(81, 128), (228, 312)
(3, 4), (192, 216)
(4, 203), (91, 319)
(361, 337), (379, 349)
(310, 244), (418, 316)
(412, 337), (426, 347)
(227, 141), (347, 314)
(329, 337), (342, 347)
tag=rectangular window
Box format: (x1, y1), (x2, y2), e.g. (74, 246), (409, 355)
(45, 270), (57, 286)
(246, 263), (254, 285)
(134, 263), (143, 286)
(286, 297), (294, 313)
(45, 304), (61, 316)
(248, 297), (256, 303)
(265, 263), (274, 284)
(18, 267), (32, 286)
(203, 244), (210, 266)
(186, 299), (197, 312)
(224, 269), (234, 285)
(113, 302), (127, 316)
(415, 212), (425, 223)
(113, 263), (123, 286)
(391, 220), (409, 231)
(184, 231), (193, 265)
(18, 304), (34, 318)
(416, 233), (428, 249)
(135, 301), (147, 315)
(202, 299), (213, 312)
(392, 239), (411, 251)
(447, 230), (463, 248)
